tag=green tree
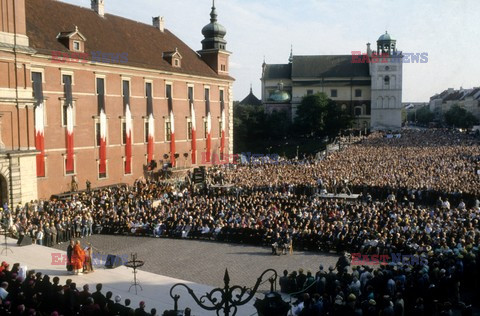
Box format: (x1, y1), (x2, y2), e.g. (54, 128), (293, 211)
(324, 101), (353, 137)
(444, 104), (479, 128)
(294, 93), (329, 136)
(415, 106), (435, 125)
(233, 102), (266, 152)
(295, 93), (352, 137)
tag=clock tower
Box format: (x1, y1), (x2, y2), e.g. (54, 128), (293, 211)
(370, 31), (403, 130)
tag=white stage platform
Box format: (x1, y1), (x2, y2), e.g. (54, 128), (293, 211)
(1, 237), (258, 316)
(317, 193), (360, 200)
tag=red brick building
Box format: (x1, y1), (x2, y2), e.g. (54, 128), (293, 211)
(0, 0), (233, 204)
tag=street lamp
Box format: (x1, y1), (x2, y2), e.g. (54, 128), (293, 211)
(166, 268), (286, 316)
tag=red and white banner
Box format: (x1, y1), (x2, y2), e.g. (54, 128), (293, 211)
(34, 102), (45, 177)
(220, 100), (226, 160)
(125, 103), (132, 174)
(190, 100), (196, 164)
(169, 104), (175, 167)
(147, 113), (154, 164)
(146, 84), (154, 163)
(99, 108), (107, 175)
(206, 99), (211, 163)
(65, 103), (74, 173)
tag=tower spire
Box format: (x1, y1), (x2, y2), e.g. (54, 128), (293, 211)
(289, 45), (293, 63)
(210, 0), (217, 23)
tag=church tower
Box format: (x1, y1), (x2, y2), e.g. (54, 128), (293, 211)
(370, 31), (403, 130)
(198, 0), (230, 75)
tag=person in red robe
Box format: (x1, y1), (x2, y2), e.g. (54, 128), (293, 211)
(71, 240), (85, 275)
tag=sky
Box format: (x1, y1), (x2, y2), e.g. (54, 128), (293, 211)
(60, 0), (480, 102)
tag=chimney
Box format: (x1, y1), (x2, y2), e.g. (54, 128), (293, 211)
(153, 17), (165, 32)
(91, 0), (105, 17)
(366, 43), (371, 57)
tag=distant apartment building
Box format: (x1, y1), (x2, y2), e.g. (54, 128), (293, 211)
(429, 87), (480, 120)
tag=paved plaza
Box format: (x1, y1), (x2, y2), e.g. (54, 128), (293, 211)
(53, 235), (340, 291)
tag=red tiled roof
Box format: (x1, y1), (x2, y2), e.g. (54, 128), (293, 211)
(25, 0), (233, 80)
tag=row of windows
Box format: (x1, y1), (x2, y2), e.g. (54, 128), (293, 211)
(44, 72), (227, 101)
(306, 89), (363, 98)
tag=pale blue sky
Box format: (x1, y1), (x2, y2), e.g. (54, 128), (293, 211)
(59, 0), (480, 102)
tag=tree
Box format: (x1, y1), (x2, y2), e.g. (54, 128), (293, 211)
(324, 101), (353, 137)
(294, 93), (329, 136)
(233, 102), (266, 152)
(295, 93), (352, 137)
(444, 104), (479, 128)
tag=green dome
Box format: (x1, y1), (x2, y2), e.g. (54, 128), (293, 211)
(268, 89), (290, 102)
(378, 31), (394, 41)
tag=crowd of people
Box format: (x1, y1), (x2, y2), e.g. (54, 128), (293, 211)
(281, 249), (476, 316)
(0, 261), (158, 315)
(221, 129), (480, 199)
(0, 129), (479, 314)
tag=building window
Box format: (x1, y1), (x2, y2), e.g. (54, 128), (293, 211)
(384, 76), (390, 85)
(95, 121), (107, 146)
(73, 41), (80, 51)
(144, 121), (150, 143)
(98, 161), (107, 179)
(165, 121), (171, 141)
(219, 120), (222, 137)
(204, 121), (208, 139)
(62, 74), (74, 127)
(166, 84), (172, 99)
(220, 65), (226, 71)
(355, 89), (362, 97)
(188, 86), (194, 101)
(122, 121), (127, 145)
(330, 89), (337, 98)
(124, 157), (132, 175)
(64, 156), (75, 175)
(355, 107), (362, 116)
(61, 101), (75, 127)
(187, 121), (192, 140)
(174, 59), (179, 67)
(146, 82), (153, 97)
(307, 90), (313, 96)
(205, 88), (210, 101)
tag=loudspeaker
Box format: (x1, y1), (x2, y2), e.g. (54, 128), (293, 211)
(193, 167), (205, 184)
(17, 235), (32, 246)
(104, 254), (124, 269)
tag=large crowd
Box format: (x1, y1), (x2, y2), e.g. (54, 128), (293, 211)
(0, 129), (479, 315)
(222, 129), (480, 199)
(0, 261), (159, 315)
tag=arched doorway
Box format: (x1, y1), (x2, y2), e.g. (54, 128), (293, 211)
(0, 174), (8, 208)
